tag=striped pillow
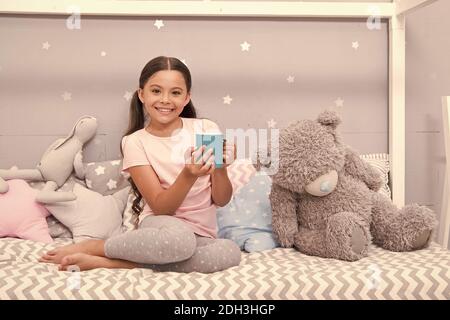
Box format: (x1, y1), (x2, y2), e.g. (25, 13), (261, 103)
(360, 153), (391, 199)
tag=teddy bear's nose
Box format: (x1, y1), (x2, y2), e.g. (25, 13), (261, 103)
(320, 181), (332, 193)
(305, 170), (338, 197)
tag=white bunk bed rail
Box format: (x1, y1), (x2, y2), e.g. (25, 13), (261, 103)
(440, 96), (450, 249)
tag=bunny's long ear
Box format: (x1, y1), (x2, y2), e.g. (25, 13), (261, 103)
(54, 115), (96, 150)
(317, 110), (342, 130)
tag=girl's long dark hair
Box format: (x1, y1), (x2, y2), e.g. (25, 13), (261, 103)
(121, 56), (197, 225)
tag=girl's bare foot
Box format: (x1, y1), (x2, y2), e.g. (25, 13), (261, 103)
(58, 253), (138, 271)
(38, 239), (106, 264)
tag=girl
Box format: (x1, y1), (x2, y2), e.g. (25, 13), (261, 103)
(39, 56), (241, 273)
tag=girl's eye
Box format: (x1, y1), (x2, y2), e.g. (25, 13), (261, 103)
(151, 89), (160, 94)
(173, 91), (181, 95)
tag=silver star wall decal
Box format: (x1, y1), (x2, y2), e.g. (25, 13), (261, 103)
(42, 41), (51, 50)
(154, 19), (164, 30)
(223, 95), (233, 105)
(267, 119), (277, 128)
(123, 91), (133, 101)
(334, 97), (344, 107)
(240, 41), (251, 51)
(61, 92), (72, 101)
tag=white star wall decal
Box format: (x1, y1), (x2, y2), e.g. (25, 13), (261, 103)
(352, 41), (360, 50)
(154, 19), (164, 30)
(61, 92), (72, 101)
(267, 119), (277, 128)
(100, 51), (107, 57)
(223, 95), (233, 105)
(334, 97), (344, 107)
(123, 91), (133, 101)
(111, 160), (121, 166)
(287, 75), (295, 83)
(42, 41), (51, 50)
(240, 41), (251, 51)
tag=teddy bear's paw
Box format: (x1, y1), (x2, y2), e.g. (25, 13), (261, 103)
(326, 212), (370, 261)
(351, 227), (367, 256)
(376, 204), (437, 251)
(275, 231), (295, 248)
(0, 177), (9, 193)
(411, 229), (432, 250)
(403, 205), (436, 250)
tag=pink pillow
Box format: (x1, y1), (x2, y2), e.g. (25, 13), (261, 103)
(0, 179), (53, 243)
(227, 159), (257, 194)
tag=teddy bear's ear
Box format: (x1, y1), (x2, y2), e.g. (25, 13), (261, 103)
(317, 110), (342, 130)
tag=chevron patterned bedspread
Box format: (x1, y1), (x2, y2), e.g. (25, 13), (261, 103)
(0, 237), (449, 300)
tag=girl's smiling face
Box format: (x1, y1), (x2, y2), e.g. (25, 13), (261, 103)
(138, 70), (191, 128)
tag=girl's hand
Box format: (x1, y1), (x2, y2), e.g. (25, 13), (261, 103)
(184, 145), (215, 177)
(222, 140), (236, 168)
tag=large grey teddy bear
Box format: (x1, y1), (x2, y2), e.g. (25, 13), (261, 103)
(266, 110), (437, 261)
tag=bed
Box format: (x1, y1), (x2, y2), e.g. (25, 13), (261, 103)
(1, 0), (449, 301)
(0, 236), (448, 300)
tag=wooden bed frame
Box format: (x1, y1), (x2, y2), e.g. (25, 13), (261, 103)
(1, 0), (447, 247)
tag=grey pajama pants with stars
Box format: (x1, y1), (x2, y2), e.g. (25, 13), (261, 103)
(104, 215), (241, 273)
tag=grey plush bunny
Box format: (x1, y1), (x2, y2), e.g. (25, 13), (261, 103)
(0, 116), (98, 204)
